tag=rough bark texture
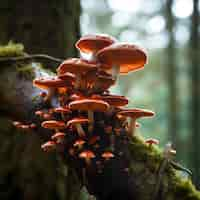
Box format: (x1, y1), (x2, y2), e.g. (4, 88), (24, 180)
(0, 44), (200, 200)
(190, 0), (200, 188)
(0, 0), (80, 59)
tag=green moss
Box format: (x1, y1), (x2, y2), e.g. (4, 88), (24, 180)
(16, 63), (35, 79)
(0, 41), (24, 57)
(128, 135), (200, 200)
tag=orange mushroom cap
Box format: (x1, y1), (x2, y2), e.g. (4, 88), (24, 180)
(41, 120), (66, 129)
(41, 141), (56, 152)
(67, 117), (89, 127)
(57, 58), (98, 75)
(74, 139), (86, 147)
(54, 107), (71, 114)
(69, 99), (109, 112)
(76, 34), (116, 54)
(101, 151), (114, 159)
(117, 108), (155, 119)
(79, 150), (95, 159)
(97, 43), (147, 74)
(33, 77), (69, 89)
(51, 132), (65, 140)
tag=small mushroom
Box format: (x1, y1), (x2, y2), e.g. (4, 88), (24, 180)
(79, 150), (95, 165)
(33, 77), (69, 101)
(41, 141), (56, 152)
(69, 99), (109, 132)
(41, 120), (66, 132)
(51, 132), (65, 144)
(117, 108), (155, 137)
(57, 58), (98, 89)
(67, 118), (89, 137)
(101, 152), (114, 161)
(74, 139), (86, 149)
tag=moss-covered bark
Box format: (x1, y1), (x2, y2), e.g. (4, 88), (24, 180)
(0, 43), (200, 200)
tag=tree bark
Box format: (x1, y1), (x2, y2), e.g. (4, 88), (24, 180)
(0, 0), (80, 58)
(0, 0), (81, 199)
(190, 0), (200, 188)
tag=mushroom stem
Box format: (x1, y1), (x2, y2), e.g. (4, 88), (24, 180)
(75, 73), (81, 89)
(112, 65), (120, 80)
(88, 110), (94, 133)
(45, 88), (55, 102)
(129, 118), (136, 137)
(110, 134), (115, 152)
(75, 124), (85, 137)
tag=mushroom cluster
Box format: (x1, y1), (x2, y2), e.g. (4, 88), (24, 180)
(13, 34), (155, 174)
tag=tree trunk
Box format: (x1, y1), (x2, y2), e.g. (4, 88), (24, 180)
(0, 0), (81, 199)
(190, 0), (200, 188)
(165, 0), (179, 148)
(0, 0), (80, 58)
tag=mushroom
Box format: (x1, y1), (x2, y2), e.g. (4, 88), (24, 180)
(41, 141), (56, 152)
(51, 132), (65, 144)
(69, 99), (109, 132)
(75, 34), (116, 61)
(101, 152), (114, 161)
(145, 138), (159, 147)
(57, 58), (98, 89)
(117, 108), (155, 137)
(54, 107), (71, 120)
(67, 118), (89, 137)
(96, 43), (147, 80)
(79, 150), (95, 165)
(73, 139), (86, 149)
(33, 77), (69, 101)
(41, 120), (66, 132)
(93, 72), (115, 93)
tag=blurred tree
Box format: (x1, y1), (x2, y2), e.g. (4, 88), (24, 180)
(0, 1), (81, 200)
(190, 0), (200, 188)
(0, 0), (80, 58)
(164, 0), (179, 147)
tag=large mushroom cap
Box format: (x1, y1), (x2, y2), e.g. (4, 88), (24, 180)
(41, 120), (66, 129)
(67, 117), (89, 127)
(117, 108), (155, 119)
(97, 43), (147, 74)
(76, 34), (116, 54)
(57, 58), (98, 75)
(69, 99), (110, 112)
(33, 77), (68, 89)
